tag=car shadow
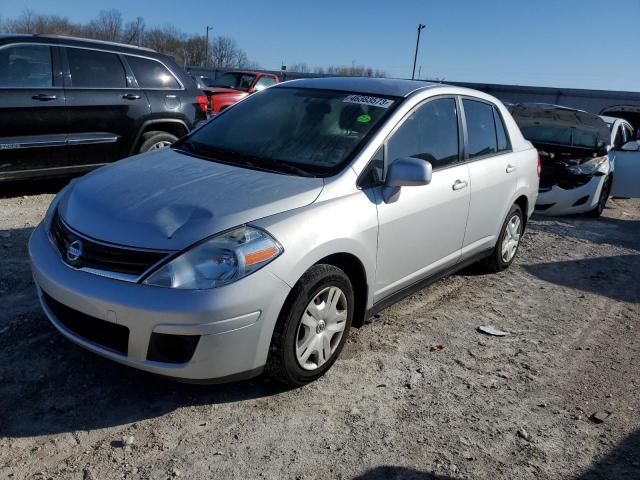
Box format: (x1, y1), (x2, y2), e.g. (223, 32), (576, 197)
(577, 429), (640, 479)
(527, 214), (640, 252)
(523, 254), (640, 303)
(0, 177), (73, 199)
(353, 466), (453, 479)
(0, 313), (290, 437)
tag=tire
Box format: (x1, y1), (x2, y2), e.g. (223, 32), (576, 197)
(483, 204), (524, 273)
(585, 175), (611, 218)
(138, 131), (178, 153)
(266, 264), (354, 387)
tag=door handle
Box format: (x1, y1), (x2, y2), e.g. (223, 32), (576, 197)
(32, 94), (57, 101)
(452, 179), (468, 191)
(506, 164), (516, 173)
(122, 93), (141, 100)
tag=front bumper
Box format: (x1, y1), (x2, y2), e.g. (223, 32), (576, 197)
(28, 223), (291, 381)
(534, 175), (606, 216)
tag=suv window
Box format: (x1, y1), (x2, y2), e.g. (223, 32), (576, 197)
(387, 98), (459, 170)
(253, 76), (277, 92)
(493, 107), (510, 151)
(126, 55), (180, 89)
(67, 48), (126, 88)
(0, 45), (52, 88)
(463, 99), (498, 159)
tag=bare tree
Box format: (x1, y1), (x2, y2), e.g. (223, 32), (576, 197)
(290, 62), (311, 73)
(123, 16), (145, 46)
(87, 9), (123, 41)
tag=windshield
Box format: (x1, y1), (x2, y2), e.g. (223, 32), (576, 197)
(210, 72), (255, 91)
(175, 87), (398, 176)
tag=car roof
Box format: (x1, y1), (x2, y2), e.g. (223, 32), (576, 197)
(276, 77), (441, 98)
(0, 33), (158, 55)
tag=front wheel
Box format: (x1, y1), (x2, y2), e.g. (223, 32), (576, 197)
(266, 264), (354, 387)
(138, 131), (179, 153)
(585, 175), (611, 218)
(483, 204), (524, 273)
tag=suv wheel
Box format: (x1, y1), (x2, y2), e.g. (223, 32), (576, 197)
(138, 131), (178, 153)
(483, 204), (524, 272)
(266, 264), (354, 387)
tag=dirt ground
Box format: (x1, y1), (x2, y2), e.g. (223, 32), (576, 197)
(0, 187), (638, 480)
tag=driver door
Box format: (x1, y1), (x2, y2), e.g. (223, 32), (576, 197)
(611, 123), (640, 198)
(373, 97), (470, 302)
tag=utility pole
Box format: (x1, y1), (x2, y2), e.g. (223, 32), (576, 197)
(205, 25), (213, 68)
(412, 23), (425, 80)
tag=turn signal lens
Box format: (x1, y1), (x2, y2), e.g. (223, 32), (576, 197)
(244, 246), (279, 266)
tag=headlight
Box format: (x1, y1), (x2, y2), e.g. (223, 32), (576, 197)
(566, 156), (609, 175)
(142, 226), (283, 289)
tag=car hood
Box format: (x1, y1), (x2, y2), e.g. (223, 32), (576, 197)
(57, 149), (323, 251)
(509, 103), (610, 151)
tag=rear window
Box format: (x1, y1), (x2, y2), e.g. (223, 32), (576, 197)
(67, 48), (127, 88)
(126, 55), (180, 89)
(0, 45), (52, 88)
(463, 99), (497, 159)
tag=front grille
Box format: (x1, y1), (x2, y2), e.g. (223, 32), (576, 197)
(50, 212), (168, 276)
(43, 291), (129, 355)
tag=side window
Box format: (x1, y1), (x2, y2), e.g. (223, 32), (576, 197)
(463, 99), (498, 159)
(387, 98), (459, 170)
(623, 124), (635, 143)
(0, 45), (52, 88)
(493, 107), (510, 151)
(253, 76), (277, 92)
(67, 48), (126, 88)
(126, 55), (180, 89)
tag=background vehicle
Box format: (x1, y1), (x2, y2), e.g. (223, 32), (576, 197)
(197, 70), (279, 114)
(601, 115), (640, 198)
(0, 34), (207, 182)
(30, 78), (538, 386)
(509, 103), (640, 216)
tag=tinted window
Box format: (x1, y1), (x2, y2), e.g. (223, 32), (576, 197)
(254, 76), (277, 91)
(387, 98), (459, 169)
(180, 88), (397, 176)
(67, 48), (126, 88)
(463, 99), (497, 159)
(493, 107), (510, 151)
(0, 45), (52, 88)
(210, 72), (255, 91)
(127, 55), (180, 89)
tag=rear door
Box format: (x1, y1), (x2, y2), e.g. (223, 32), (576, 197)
(461, 98), (517, 255)
(63, 46), (149, 167)
(0, 43), (69, 180)
(611, 122), (640, 197)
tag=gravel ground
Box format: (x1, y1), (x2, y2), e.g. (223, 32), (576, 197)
(0, 187), (638, 480)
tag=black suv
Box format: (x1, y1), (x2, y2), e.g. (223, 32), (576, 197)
(0, 34), (207, 182)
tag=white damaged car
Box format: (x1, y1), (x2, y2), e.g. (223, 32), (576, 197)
(509, 103), (640, 216)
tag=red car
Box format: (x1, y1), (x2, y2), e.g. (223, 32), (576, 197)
(198, 71), (280, 114)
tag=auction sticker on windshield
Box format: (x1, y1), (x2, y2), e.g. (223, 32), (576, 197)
(343, 94), (394, 109)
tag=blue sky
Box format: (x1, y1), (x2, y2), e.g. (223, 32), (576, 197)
(2, 0), (639, 91)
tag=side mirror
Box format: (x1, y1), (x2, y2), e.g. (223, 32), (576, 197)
(382, 157), (432, 203)
(621, 141), (640, 152)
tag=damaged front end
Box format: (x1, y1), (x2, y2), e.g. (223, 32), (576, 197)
(509, 103), (610, 215)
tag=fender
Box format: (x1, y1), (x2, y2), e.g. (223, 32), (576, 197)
(129, 118), (191, 156)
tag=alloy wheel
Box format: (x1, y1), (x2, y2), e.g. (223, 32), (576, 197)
(149, 140), (172, 150)
(501, 215), (522, 263)
(295, 286), (348, 371)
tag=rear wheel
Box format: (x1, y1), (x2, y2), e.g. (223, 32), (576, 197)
(266, 264), (354, 387)
(483, 204), (524, 272)
(138, 131), (178, 153)
(586, 175), (611, 217)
